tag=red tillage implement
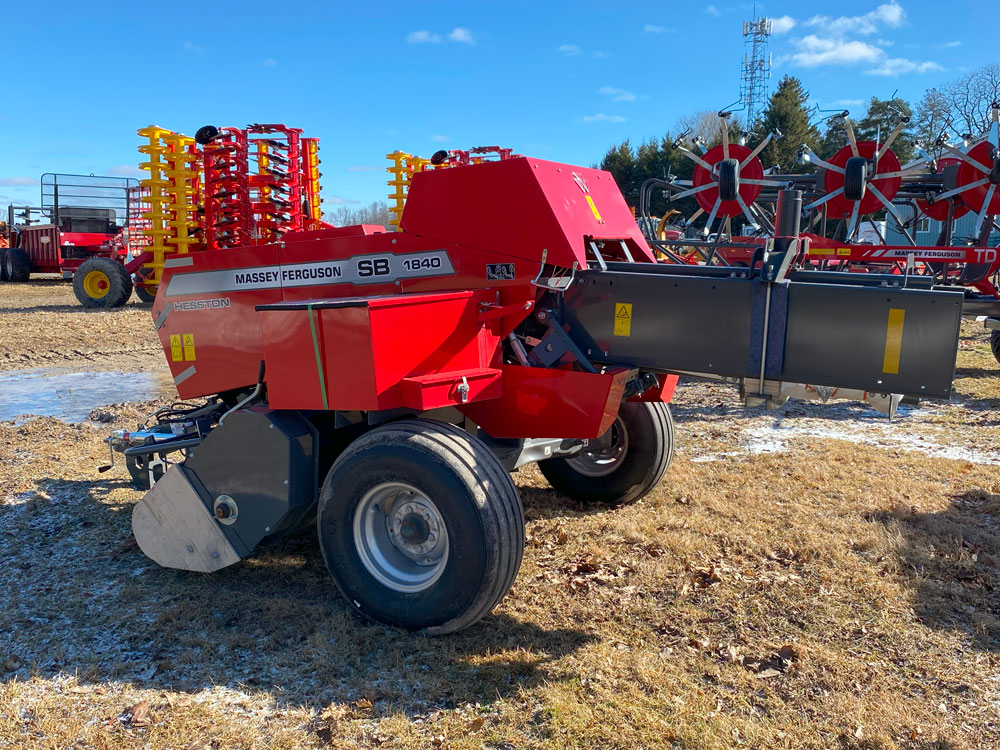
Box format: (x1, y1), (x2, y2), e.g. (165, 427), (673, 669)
(112, 123), (963, 634)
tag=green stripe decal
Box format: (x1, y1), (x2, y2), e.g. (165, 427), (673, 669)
(307, 304), (329, 409)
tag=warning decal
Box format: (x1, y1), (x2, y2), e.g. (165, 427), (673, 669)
(614, 303), (632, 337)
(585, 195), (605, 224)
(170, 334), (182, 362)
(182, 333), (196, 362)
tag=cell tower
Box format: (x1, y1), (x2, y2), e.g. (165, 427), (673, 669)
(740, 16), (773, 128)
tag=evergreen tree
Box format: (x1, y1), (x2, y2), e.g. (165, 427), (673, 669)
(600, 141), (637, 205)
(819, 115), (849, 159)
(751, 76), (821, 173)
(856, 96), (915, 164)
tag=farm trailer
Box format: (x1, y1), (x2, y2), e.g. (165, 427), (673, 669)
(0, 173), (154, 307)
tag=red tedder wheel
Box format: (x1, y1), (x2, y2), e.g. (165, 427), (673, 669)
(691, 144), (766, 220)
(955, 141), (1000, 216)
(917, 157), (970, 221)
(821, 141), (902, 219)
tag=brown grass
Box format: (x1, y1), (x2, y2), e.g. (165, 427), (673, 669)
(1, 282), (999, 749)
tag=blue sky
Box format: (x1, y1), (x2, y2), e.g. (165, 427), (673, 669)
(0, 1), (994, 210)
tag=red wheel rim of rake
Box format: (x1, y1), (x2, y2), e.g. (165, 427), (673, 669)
(956, 141), (1000, 215)
(821, 141), (902, 220)
(691, 144), (765, 217)
(917, 157), (970, 221)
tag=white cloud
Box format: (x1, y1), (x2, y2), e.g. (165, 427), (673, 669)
(325, 196), (360, 205)
(558, 44), (581, 56)
(582, 114), (626, 123)
(347, 165), (381, 173)
(407, 30), (442, 43)
(182, 41), (203, 55)
(261, 58), (277, 67)
(865, 57), (943, 76)
(448, 27), (475, 45)
(941, 40), (962, 48)
(593, 50), (610, 59)
(643, 24), (670, 33)
(770, 15), (796, 34)
(705, 5), (720, 17)
(0, 177), (38, 186)
(789, 35), (884, 66)
(430, 135), (450, 142)
(833, 98), (864, 106)
(599, 86), (636, 102)
(806, 2), (904, 37)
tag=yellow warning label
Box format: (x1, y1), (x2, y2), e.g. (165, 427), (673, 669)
(170, 334), (182, 362)
(182, 333), (196, 362)
(882, 308), (905, 374)
(808, 247), (835, 256)
(585, 195), (604, 223)
(837, 247), (852, 256)
(614, 302), (632, 337)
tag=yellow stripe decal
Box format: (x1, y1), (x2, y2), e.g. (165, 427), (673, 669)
(882, 308), (905, 374)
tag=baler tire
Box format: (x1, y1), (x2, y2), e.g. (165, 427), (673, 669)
(990, 330), (1000, 366)
(0, 249), (8, 281)
(539, 401), (674, 505)
(73, 257), (132, 308)
(317, 418), (525, 635)
(133, 277), (157, 304)
(5, 247), (31, 282)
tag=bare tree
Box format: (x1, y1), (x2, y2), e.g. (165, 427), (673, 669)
(323, 200), (394, 228)
(943, 64), (1000, 138)
(914, 87), (951, 148)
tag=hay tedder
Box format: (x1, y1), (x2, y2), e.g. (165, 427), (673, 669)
(106, 122), (963, 634)
(640, 105), (1000, 311)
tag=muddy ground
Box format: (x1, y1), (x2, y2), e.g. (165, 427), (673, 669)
(1, 278), (999, 749)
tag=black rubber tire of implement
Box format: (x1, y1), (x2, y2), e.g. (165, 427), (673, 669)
(73, 257), (132, 308)
(843, 156), (868, 202)
(317, 419), (525, 635)
(5, 247), (31, 282)
(540, 401), (674, 505)
(0, 249), (8, 281)
(717, 158), (740, 202)
(133, 277), (157, 304)
(990, 330), (1000, 366)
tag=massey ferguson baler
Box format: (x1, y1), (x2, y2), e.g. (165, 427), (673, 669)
(112, 124), (963, 634)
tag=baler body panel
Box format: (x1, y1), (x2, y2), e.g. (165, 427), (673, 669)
(400, 157), (656, 268)
(258, 291), (503, 412)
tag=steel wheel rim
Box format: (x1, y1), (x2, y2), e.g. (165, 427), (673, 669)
(353, 481), (449, 593)
(566, 417), (628, 477)
(83, 270), (110, 298)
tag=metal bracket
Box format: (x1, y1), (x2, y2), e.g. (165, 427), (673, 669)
(527, 308), (598, 373)
(530, 248), (578, 291)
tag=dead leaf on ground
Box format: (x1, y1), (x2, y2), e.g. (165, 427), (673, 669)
(555, 524), (569, 545)
(353, 697), (373, 711)
(121, 700), (151, 727)
(755, 668), (781, 679)
(468, 717), (485, 732)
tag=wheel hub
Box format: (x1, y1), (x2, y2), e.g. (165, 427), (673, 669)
(353, 482), (449, 592)
(565, 417), (629, 477)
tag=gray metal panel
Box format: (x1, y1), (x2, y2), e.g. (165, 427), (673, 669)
(782, 283), (962, 397)
(561, 270), (755, 377)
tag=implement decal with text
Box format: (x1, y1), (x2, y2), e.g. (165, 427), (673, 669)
(163, 250), (455, 297)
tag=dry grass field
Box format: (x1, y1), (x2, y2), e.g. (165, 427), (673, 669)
(1, 279), (998, 749)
